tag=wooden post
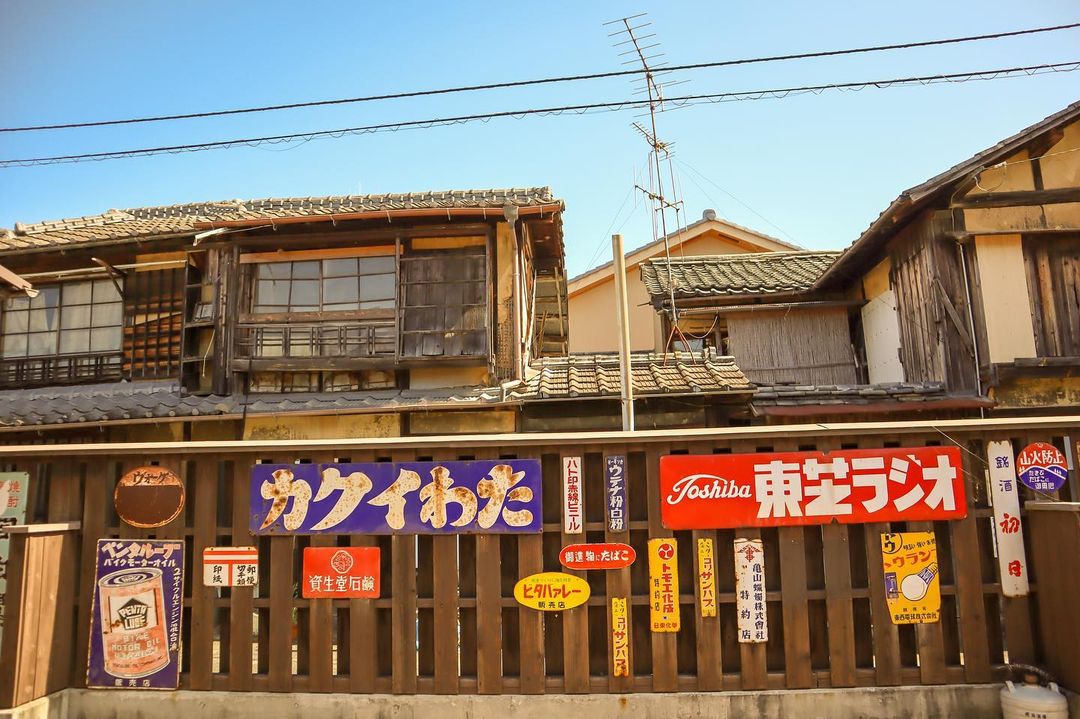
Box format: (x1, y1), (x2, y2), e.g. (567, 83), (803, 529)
(611, 234), (635, 432)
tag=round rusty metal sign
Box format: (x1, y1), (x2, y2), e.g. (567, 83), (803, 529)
(114, 466), (186, 528)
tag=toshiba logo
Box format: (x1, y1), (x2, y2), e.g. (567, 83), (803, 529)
(666, 474), (751, 504)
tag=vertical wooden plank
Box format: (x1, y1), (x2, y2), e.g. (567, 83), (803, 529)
(605, 449), (634, 692)
(229, 460), (254, 691)
(736, 527), (768, 690)
(73, 461), (108, 689)
(267, 534), (295, 692)
(475, 534), (503, 694)
(778, 526), (812, 688)
(307, 534), (335, 692)
(863, 522), (901, 685)
(517, 532), (545, 694)
(346, 449), (378, 693)
(30, 534), (62, 700)
(949, 514), (992, 682)
(692, 528), (722, 690)
(560, 449), (589, 694)
(822, 524), (857, 687)
(0, 533), (26, 708)
(432, 534), (460, 694)
(909, 521), (946, 684)
(189, 457), (218, 690)
(391, 532), (417, 693)
(45, 461), (79, 695)
(645, 447), (678, 692)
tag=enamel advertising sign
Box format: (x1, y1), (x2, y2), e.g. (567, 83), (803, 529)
(1016, 442), (1068, 493)
(660, 447), (965, 529)
(880, 532), (940, 624)
(514, 572), (591, 611)
(0, 472), (29, 649)
(559, 542), (636, 570)
(302, 547), (380, 599)
(203, 546), (259, 588)
(88, 539), (184, 690)
(734, 538), (767, 643)
(252, 460), (541, 535)
(648, 538), (680, 632)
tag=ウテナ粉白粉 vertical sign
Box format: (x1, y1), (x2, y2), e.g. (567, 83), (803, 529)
(605, 455), (626, 532)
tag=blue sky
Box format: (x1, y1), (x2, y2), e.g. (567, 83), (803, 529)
(1, 1), (1077, 277)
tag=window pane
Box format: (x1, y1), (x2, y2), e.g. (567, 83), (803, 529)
(27, 331), (57, 356)
(290, 280), (319, 310)
(90, 326), (122, 352)
(258, 262), (292, 280)
(359, 274), (395, 303)
(59, 329), (91, 354)
(4, 295), (30, 311)
(1, 334), (26, 358)
(62, 281), (92, 305)
(91, 302), (122, 328)
(29, 308), (59, 332)
(291, 261), (319, 279)
(324, 277), (359, 307)
(61, 304), (91, 329)
(358, 256), (394, 275)
(93, 279), (123, 302)
(256, 280), (291, 308)
(323, 258), (358, 277)
(3, 310), (28, 333)
(31, 287), (59, 310)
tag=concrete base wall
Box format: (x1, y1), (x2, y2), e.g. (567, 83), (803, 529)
(0, 684), (1031, 719)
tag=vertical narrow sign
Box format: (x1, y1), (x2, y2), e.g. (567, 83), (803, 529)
(563, 456), (583, 534)
(697, 537), (717, 618)
(734, 538), (767, 643)
(605, 455), (627, 533)
(611, 596), (630, 677)
(648, 538), (680, 632)
(0, 472), (29, 649)
(987, 440), (1030, 597)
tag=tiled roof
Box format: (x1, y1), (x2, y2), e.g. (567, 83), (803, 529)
(750, 382), (993, 415)
(519, 350), (753, 399)
(0, 187), (559, 253)
(641, 251), (840, 304)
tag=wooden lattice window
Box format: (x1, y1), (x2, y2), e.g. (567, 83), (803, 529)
(1, 280), (123, 359)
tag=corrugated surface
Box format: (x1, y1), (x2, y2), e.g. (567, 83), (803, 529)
(641, 251), (840, 303)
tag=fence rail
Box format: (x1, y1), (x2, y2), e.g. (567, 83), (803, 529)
(1, 416), (1077, 707)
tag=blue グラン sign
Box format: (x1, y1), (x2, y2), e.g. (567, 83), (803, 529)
(251, 460), (542, 534)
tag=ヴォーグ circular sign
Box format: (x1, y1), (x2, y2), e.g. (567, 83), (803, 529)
(1016, 442), (1068, 493)
(114, 466), (186, 528)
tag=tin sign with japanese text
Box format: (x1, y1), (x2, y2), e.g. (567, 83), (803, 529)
(611, 596), (630, 677)
(987, 441), (1029, 597)
(114, 466), (185, 529)
(648, 538), (680, 632)
(302, 547), (380, 599)
(252, 460), (541, 535)
(203, 546), (258, 587)
(881, 532), (940, 624)
(605, 455), (627, 532)
(697, 537), (717, 618)
(660, 446), (966, 529)
(563, 456), (584, 534)
(0, 472), (29, 648)
(1016, 442), (1068, 493)
(734, 538), (767, 643)
(514, 572), (590, 611)
(559, 542), (636, 570)
(88, 539), (185, 690)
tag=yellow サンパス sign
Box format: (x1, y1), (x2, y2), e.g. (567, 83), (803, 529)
(513, 571), (590, 611)
(881, 532), (940, 624)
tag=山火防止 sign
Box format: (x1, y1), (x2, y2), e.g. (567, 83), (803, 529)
(881, 531), (940, 624)
(1016, 442), (1068, 493)
(88, 539), (185, 690)
(251, 460), (541, 534)
(660, 447), (965, 529)
(302, 547), (380, 599)
(0, 472), (29, 648)
(648, 538), (680, 632)
(514, 572), (590, 611)
(203, 546), (258, 587)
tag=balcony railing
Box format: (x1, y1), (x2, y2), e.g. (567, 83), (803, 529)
(0, 351), (124, 388)
(234, 321), (397, 362)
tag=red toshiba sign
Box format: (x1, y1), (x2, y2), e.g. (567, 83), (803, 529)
(302, 547), (380, 599)
(660, 446), (966, 529)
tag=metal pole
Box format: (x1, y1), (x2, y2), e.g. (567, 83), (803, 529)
(612, 233), (636, 431)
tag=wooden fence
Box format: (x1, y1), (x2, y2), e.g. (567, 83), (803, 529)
(1, 417), (1077, 707)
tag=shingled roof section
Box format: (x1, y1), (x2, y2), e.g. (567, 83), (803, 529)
(0, 187), (559, 254)
(751, 381), (993, 416)
(518, 350), (753, 400)
(640, 251), (840, 305)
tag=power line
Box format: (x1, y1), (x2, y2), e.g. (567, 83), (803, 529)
(2, 60), (1077, 169)
(2, 22), (1078, 133)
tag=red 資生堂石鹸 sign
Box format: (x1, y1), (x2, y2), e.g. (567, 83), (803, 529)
(302, 547), (380, 599)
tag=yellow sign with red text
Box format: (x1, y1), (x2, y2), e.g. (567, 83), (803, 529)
(648, 538), (680, 632)
(881, 532), (940, 624)
(514, 572), (590, 612)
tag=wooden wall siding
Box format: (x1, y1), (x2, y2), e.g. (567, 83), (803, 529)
(400, 248), (488, 359)
(726, 308), (858, 385)
(123, 268), (184, 379)
(889, 214), (978, 392)
(0, 425), (1069, 706)
(1023, 234), (1080, 358)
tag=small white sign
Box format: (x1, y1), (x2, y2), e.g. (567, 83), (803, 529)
(0, 472), (29, 648)
(563, 456), (583, 534)
(203, 546), (259, 587)
(734, 537), (768, 643)
(986, 441), (1029, 597)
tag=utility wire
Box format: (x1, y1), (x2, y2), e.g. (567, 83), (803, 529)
(2, 22), (1078, 133)
(2, 61), (1077, 169)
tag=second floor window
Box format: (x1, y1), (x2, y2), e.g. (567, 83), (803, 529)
(253, 256), (395, 314)
(1, 279), (123, 358)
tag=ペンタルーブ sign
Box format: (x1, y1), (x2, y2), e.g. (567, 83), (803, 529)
(660, 447), (965, 529)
